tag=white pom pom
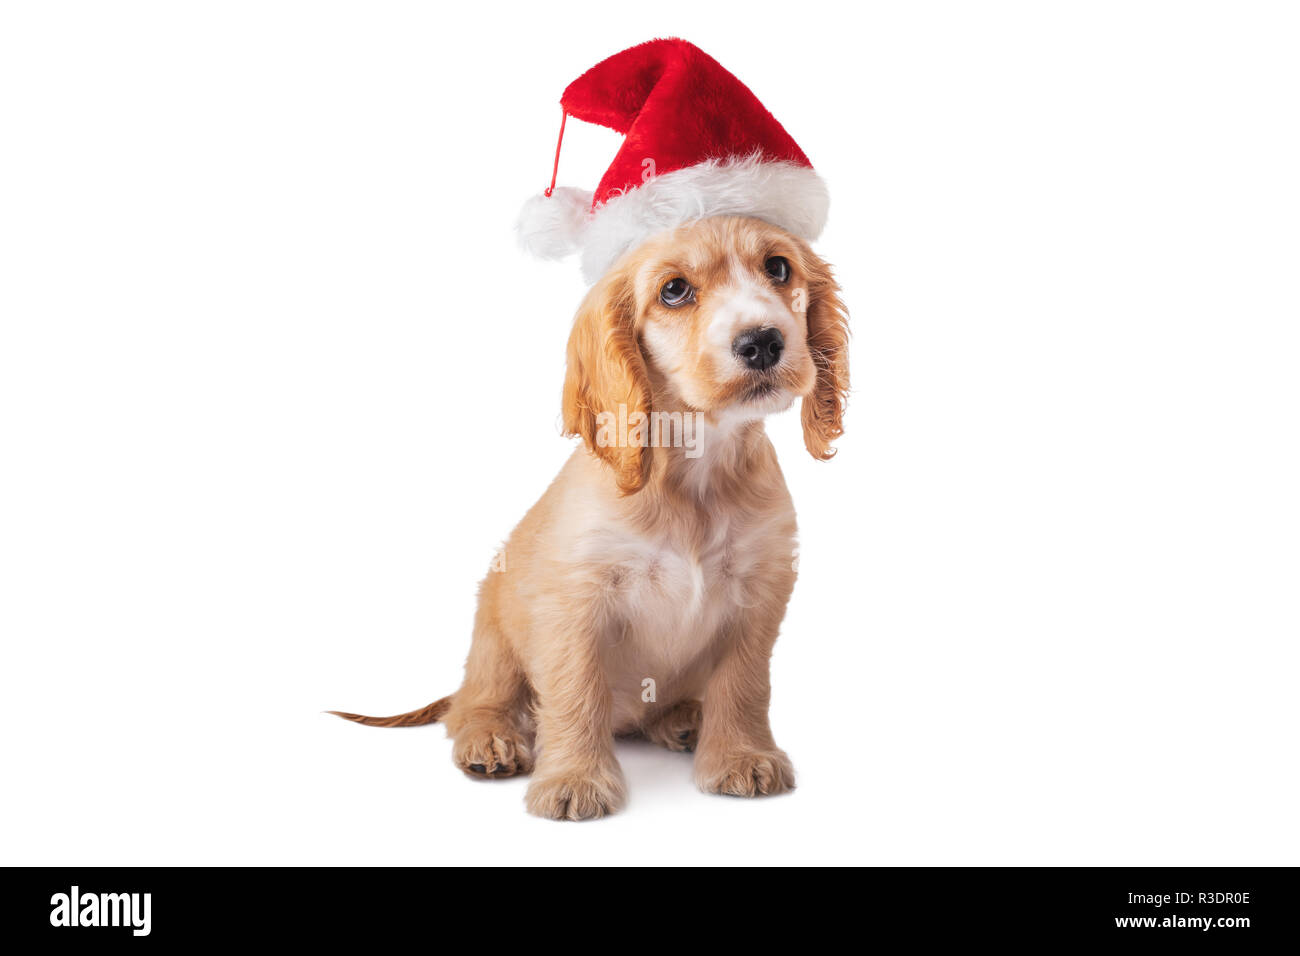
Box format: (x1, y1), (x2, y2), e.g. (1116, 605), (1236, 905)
(515, 186), (593, 260)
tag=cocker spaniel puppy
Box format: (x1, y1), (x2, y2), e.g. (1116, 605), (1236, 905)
(333, 215), (848, 820)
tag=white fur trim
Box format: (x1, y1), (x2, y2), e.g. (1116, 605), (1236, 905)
(515, 155), (829, 283)
(581, 156), (829, 282)
(515, 186), (594, 259)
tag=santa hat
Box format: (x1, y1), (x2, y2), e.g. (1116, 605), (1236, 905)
(517, 38), (829, 283)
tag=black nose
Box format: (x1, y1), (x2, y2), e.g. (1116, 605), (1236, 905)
(732, 327), (784, 371)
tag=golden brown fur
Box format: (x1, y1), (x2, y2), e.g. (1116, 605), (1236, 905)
(333, 217), (849, 819)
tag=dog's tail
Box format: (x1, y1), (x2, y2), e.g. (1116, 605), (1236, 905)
(327, 694), (452, 728)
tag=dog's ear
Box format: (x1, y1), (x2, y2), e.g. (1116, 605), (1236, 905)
(561, 267), (653, 494)
(798, 250), (850, 460)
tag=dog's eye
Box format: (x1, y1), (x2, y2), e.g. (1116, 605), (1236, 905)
(659, 278), (694, 307)
(765, 256), (791, 284)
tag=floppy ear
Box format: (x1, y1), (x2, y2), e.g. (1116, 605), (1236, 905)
(561, 268), (653, 494)
(799, 252), (850, 460)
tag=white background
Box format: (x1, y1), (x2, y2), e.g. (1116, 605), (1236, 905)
(2, 2), (1297, 866)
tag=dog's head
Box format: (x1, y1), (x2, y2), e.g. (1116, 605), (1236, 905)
(561, 216), (849, 494)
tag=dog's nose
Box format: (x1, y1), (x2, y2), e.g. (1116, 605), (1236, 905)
(732, 327), (784, 371)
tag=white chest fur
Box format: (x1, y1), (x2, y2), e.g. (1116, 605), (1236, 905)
(575, 510), (774, 701)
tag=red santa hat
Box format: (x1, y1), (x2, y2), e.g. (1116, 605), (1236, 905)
(517, 38), (829, 283)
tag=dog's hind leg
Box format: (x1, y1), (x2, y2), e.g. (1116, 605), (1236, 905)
(444, 587), (534, 779)
(638, 698), (702, 753)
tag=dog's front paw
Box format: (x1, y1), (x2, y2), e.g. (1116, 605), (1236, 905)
(695, 748), (795, 797)
(525, 766), (626, 821)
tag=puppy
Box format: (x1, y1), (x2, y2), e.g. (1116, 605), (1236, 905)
(332, 215), (849, 820)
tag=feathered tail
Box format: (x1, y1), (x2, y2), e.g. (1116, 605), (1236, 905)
(327, 695), (452, 728)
